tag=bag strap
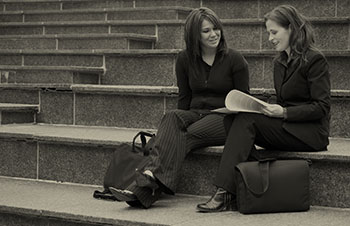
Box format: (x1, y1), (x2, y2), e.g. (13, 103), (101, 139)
(132, 131), (155, 153)
(237, 158), (275, 196)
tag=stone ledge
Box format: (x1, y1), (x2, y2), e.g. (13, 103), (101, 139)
(71, 84), (178, 96)
(0, 65), (104, 72)
(0, 49), (349, 57)
(0, 123), (349, 162)
(0, 33), (157, 41)
(1, 84), (348, 99)
(0, 103), (38, 111)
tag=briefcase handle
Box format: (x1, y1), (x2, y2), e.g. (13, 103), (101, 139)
(238, 158), (275, 196)
(132, 131), (155, 154)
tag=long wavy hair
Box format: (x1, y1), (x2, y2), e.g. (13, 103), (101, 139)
(184, 7), (228, 77)
(264, 5), (319, 67)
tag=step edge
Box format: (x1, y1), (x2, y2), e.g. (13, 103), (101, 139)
(0, 102), (38, 111)
(0, 84), (349, 98)
(0, 33), (157, 40)
(0, 123), (348, 162)
(0, 49), (349, 57)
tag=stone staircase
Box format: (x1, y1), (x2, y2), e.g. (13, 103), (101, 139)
(0, 0), (349, 225)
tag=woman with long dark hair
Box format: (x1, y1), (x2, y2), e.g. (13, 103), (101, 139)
(197, 5), (331, 212)
(110, 7), (250, 208)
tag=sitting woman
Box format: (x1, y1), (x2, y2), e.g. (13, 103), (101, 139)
(197, 5), (331, 212)
(109, 7), (250, 209)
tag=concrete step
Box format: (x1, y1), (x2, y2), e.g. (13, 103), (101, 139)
(0, 84), (349, 137)
(0, 124), (349, 208)
(0, 49), (349, 90)
(1, 0), (348, 18)
(0, 65), (103, 84)
(0, 6), (191, 23)
(0, 84), (178, 128)
(0, 102), (38, 124)
(0, 33), (156, 50)
(1, 177), (349, 226)
(0, 18), (349, 50)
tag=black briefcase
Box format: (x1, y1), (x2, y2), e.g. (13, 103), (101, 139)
(93, 131), (155, 200)
(235, 159), (310, 214)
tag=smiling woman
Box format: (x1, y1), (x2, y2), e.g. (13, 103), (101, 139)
(200, 19), (221, 65)
(109, 7), (250, 209)
(266, 19), (291, 54)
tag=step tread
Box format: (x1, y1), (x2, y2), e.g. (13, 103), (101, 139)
(0, 65), (104, 72)
(1, 84), (348, 98)
(0, 33), (157, 40)
(0, 177), (349, 226)
(0, 49), (349, 56)
(0, 123), (349, 162)
(0, 102), (38, 111)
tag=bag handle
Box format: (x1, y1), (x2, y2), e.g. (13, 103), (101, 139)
(238, 158), (275, 197)
(132, 131), (155, 153)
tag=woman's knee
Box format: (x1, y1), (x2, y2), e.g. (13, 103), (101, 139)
(162, 109), (199, 127)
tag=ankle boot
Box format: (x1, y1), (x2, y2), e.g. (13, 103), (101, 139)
(196, 188), (236, 212)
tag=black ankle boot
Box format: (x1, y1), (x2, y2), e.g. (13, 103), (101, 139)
(196, 188), (236, 212)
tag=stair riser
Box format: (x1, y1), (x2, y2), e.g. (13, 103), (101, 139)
(0, 22), (348, 52)
(0, 139), (348, 208)
(0, 89), (39, 104)
(1, 0), (348, 18)
(39, 92), (177, 129)
(0, 54), (103, 67)
(1, 53), (349, 90)
(0, 111), (36, 124)
(0, 38), (153, 50)
(0, 89), (348, 137)
(1, 70), (100, 84)
(104, 54), (176, 86)
(0, 11), (188, 23)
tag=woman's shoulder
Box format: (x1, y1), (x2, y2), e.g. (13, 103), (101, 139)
(302, 49), (328, 71)
(305, 49), (326, 62)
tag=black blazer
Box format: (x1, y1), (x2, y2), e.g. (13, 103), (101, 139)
(274, 50), (331, 150)
(176, 49), (249, 111)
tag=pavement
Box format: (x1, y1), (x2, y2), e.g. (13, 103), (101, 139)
(0, 177), (350, 226)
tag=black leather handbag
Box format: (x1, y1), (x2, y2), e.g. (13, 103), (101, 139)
(235, 159), (310, 214)
(93, 131), (155, 201)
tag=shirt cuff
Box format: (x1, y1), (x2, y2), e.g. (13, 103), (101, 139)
(283, 107), (288, 119)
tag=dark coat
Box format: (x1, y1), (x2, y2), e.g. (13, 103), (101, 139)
(274, 50), (331, 150)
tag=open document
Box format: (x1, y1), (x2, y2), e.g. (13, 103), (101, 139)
(212, 89), (271, 114)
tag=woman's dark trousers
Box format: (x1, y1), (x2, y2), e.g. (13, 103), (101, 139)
(128, 109), (227, 208)
(214, 112), (316, 194)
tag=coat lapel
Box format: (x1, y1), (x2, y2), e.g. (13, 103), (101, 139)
(274, 53), (287, 100)
(282, 58), (299, 85)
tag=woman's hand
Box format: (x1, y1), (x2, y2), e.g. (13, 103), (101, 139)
(261, 104), (284, 118)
